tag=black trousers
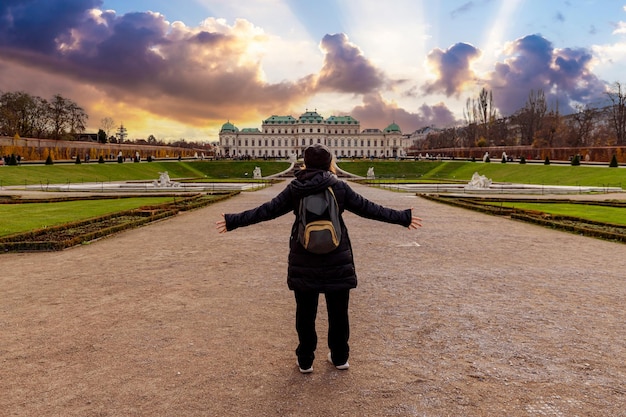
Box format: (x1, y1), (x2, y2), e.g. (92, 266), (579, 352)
(294, 289), (350, 368)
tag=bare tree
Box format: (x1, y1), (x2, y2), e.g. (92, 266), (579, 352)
(44, 94), (88, 139)
(463, 97), (478, 147)
(566, 104), (597, 146)
(606, 81), (626, 145)
(100, 117), (116, 142)
(68, 102), (88, 135)
(0, 91), (41, 137)
(477, 88), (497, 142)
(514, 89), (547, 145)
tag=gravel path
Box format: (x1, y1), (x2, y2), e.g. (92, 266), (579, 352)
(1, 182), (625, 416)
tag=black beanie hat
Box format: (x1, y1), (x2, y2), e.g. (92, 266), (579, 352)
(304, 144), (332, 170)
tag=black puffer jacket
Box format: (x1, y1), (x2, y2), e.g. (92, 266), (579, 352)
(224, 169), (412, 292)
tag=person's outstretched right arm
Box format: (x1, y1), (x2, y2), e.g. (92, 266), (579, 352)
(216, 187), (294, 232)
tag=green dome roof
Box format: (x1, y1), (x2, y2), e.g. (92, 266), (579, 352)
(220, 121), (238, 133)
(298, 111), (324, 123)
(384, 122), (401, 133)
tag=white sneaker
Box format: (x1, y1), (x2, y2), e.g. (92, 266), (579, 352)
(297, 360), (313, 374)
(327, 352), (349, 370)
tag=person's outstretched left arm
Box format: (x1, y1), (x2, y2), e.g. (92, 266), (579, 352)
(408, 208), (423, 230)
(343, 183), (420, 228)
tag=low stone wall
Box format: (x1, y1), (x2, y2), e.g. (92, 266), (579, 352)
(0, 136), (209, 162)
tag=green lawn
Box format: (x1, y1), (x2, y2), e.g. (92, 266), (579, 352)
(488, 202), (626, 225)
(0, 197), (176, 236)
(338, 160), (626, 187)
(0, 160), (291, 187)
(1, 159), (624, 188)
(1, 159), (624, 238)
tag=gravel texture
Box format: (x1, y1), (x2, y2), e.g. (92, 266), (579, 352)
(1, 182), (625, 416)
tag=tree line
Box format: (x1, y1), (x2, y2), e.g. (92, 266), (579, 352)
(0, 91), (88, 140)
(422, 82), (626, 150)
(5, 84), (626, 153)
(0, 91), (211, 152)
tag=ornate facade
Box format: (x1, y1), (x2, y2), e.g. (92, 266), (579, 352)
(218, 110), (412, 159)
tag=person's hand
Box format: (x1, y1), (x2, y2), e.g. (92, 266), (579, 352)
(215, 214), (227, 233)
(408, 208), (422, 230)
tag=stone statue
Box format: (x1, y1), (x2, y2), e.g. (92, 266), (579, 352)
(466, 172), (492, 190)
(253, 166), (262, 179)
(366, 167), (375, 179)
(153, 171), (180, 187)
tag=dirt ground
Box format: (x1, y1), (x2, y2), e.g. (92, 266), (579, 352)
(1, 182), (625, 417)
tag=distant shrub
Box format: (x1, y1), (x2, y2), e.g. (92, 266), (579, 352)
(45, 154), (54, 165)
(75, 155), (81, 164)
(520, 156), (526, 164)
(544, 156), (550, 165)
(609, 154), (619, 168)
(571, 154), (581, 166)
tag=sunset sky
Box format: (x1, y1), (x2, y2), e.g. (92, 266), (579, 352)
(1, 0), (625, 143)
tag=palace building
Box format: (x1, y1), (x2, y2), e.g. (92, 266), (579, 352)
(218, 110), (413, 159)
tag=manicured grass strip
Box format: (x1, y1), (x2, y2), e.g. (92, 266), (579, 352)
(0, 197), (176, 236)
(0, 160), (291, 186)
(337, 160), (626, 187)
(489, 202), (626, 225)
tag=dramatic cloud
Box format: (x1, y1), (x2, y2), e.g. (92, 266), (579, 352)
(423, 42), (481, 97)
(0, 1), (316, 129)
(0, 0), (102, 53)
(350, 94), (459, 133)
(316, 33), (386, 94)
(487, 34), (607, 115)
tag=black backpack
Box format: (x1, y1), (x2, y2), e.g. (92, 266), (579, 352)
(297, 187), (342, 254)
